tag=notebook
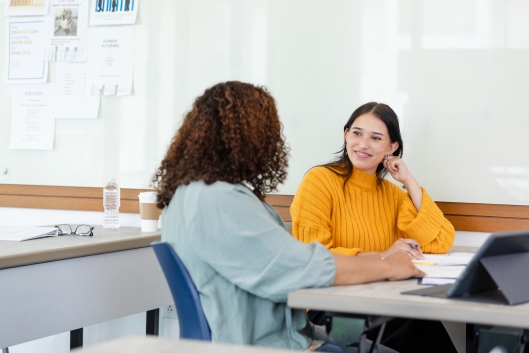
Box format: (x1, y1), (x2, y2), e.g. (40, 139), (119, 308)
(0, 226), (58, 242)
(412, 253), (474, 279)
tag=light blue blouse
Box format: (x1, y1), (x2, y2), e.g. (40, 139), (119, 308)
(161, 181), (336, 350)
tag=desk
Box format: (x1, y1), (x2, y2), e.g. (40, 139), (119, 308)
(288, 245), (529, 328)
(288, 278), (529, 329)
(0, 227), (173, 349)
(75, 335), (292, 353)
(288, 246), (529, 351)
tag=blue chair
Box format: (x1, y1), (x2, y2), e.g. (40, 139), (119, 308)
(151, 241), (211, 341)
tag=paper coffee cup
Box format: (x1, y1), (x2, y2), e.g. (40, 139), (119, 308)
(138, 192), (162, 232)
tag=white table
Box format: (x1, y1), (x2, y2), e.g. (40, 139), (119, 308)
(288, 279), (529, 329)
(288, 246), (529, 353)
(74, 335), (292, 353)
(0, 227), (173, 349)
(288, 245), (529, 329)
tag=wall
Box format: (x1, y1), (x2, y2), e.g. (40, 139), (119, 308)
(1, 0), (529, 205)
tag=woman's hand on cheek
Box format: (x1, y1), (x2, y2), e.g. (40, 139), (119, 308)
(383, 156), (413, 184)
(384, 156), (424, 211)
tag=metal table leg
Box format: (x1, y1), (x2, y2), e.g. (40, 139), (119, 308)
(70, 328), (83, 350)
(146, 309), (159, 336)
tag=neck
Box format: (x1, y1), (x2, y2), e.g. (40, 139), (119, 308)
(349, 167), (378, 190)
(355, 167), (376, 175)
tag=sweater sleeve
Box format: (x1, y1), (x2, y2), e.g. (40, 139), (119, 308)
(397, 187), (455, 253)
(291, 168), (362, 256)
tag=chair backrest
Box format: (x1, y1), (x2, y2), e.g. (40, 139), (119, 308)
(151, 241), (211, 341)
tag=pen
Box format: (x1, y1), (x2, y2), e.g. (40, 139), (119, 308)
(409, 243), (427, 263)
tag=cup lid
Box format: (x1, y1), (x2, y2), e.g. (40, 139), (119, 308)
(138, 192), (157, 202)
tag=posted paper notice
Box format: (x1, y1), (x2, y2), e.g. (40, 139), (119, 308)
(10, 84), (56, 150)
(90, 0), (138, 26)
(5, 17), (48, 84)
(3, 0), (49, 17)
(86, 26), (133, 95)
(44, 0), (89, 61)
(54, 61), (100, 119)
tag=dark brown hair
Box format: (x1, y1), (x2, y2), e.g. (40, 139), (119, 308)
(322, 102), (403, 187)
(152, 81), (289, 208)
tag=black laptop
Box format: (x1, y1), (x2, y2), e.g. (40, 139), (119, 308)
(403, 229), (529, 305)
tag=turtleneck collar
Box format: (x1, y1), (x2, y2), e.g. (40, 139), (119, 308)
(349, 167), (378, 190)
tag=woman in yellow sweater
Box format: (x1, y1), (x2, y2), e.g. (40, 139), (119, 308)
(290, 102), (457, 353)
(291, 102), (455, 258)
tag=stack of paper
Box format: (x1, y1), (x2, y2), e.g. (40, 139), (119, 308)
(0, 226), (58, 242)
(413, 253), (475, 280)
(418, 253), (473, 266)
(416, 266), (467, 280)
(419, 278), (457, 286)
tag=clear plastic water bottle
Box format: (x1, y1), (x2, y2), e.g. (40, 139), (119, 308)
(103, 177), (120, 229)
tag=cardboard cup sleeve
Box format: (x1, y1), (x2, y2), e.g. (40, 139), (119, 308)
(139, 202), (162, 220)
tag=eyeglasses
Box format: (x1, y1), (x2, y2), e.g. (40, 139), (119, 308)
(55, 224), (94, 236)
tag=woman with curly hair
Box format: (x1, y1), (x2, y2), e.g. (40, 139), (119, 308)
(153, 81), (422, 352)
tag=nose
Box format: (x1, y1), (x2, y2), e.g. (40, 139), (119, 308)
(357, 136), (369, 149)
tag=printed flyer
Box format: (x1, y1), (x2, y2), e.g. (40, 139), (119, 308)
(89, 0), (138, 26)
(86, 26), (133, 96)
(9, 84), (56, 150)
(3, 0), (49, 17)
(44, 0), (89, 61)
(5, 17), (48, 84)
(54, 61), (100, 119)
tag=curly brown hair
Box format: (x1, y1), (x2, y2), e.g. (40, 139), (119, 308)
(152, 81), (289, 208)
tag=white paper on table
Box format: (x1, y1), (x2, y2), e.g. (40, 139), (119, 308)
(9, 84), (56, 150)
(3, 0), (49, 17)
(421, 254), (472, 266)
(448, 252), (476, 258)
(419, 278), (456, 286)
(86, 26), (133, 95)
(5, 17), (48, 84)
(89, 0), (138, 26)
(54, 61), (100, 119)
(414, 265), (466, 279)
(0, 226), (58, 242)
(43, 0), (88, 61)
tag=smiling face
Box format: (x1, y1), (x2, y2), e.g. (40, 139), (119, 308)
(344, 112), (399, 174)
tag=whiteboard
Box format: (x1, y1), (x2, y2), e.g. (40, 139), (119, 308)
(1, 0), (529, 205)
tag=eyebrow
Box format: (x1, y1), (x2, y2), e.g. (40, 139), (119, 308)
(351, 127), (384, 136)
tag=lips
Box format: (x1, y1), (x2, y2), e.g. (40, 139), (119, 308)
(354, 150), (372, 158)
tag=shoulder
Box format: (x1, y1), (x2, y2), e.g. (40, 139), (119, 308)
(380, 178), (402, 190)
(294, 166), (343, 203)
(303, 166), (342, 185)
(186, 180), (257, 204)
(166, 181), (263, 227)
(379, 179), (406, 199)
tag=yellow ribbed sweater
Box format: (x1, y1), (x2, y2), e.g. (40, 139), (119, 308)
(290, 166), (455, 256)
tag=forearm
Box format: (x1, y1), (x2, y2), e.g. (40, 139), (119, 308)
(332, 253), (391, 285)
(403, 177), (422, 211)
(397, 189), (455, 253)
(356, 251), (381, 257)
(332, 252), (424, 284)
